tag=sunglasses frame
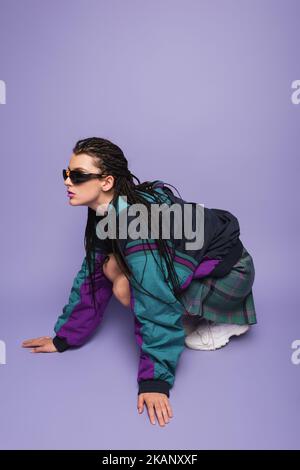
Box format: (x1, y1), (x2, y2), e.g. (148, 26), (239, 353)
(62, 168), (107, 184)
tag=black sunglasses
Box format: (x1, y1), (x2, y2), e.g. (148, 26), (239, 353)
(62, 168), (107, 184)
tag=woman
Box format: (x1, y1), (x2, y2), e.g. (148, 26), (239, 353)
(22, 137), (257, 427)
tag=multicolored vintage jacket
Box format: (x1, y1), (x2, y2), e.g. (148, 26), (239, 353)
(53, 180), (244, 397)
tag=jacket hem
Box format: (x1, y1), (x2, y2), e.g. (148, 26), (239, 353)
(53, 335), (70, 352)
(138, 379), (170, 397)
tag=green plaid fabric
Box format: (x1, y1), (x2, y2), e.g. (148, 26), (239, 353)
(180, 247), (257, 325)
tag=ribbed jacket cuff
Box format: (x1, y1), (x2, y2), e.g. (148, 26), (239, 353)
(138, 379), (170, 397)
(53, 335), (70, 352)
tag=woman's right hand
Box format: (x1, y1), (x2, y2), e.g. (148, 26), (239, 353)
(22, 336), (58, 353)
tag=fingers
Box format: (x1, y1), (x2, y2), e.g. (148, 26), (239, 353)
(165, 400), (173, 419)
(159, 400), (170, 424)
(22, 337), (56, 353)
(23, 336), (51, 343)
(137, 395), (144, 414)
(31, 342), (57, 353)
(154, 403), (165, 427)
(143, 395), (173, 427)
(22, 340), (45, 348)
(30, 346), (50, 353)
(22, 337), (51, 348)
(154, 400), (170, 427)
(147, 403), (156, 425)
(22, 336), (50, 345)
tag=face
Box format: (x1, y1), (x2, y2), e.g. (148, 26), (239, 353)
(64, 153), (115, 211)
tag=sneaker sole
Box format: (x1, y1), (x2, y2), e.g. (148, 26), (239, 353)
(184, 324), (250, 351)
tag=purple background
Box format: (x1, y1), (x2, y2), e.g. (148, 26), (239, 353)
(0, 0), (299, 450)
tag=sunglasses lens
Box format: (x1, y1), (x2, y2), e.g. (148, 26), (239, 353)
(62, 169), (99, 184)
(62, 169), (84, 183)
(72, 172), (90, 184)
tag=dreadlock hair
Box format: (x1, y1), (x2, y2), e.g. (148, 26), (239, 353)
(72, 136), (186, 311)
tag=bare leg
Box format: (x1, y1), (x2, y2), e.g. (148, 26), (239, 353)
(103, 253), (131, 307)
(112, 274), (131, 307)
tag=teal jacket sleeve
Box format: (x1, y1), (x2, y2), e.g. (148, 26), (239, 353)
(53, 251), (113, 352)
(126, 245), (186, 397)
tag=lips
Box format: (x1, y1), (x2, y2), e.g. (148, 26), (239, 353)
(67, 191), (75, 195)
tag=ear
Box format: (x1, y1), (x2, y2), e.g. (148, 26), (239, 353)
(101, 175), (115, 191)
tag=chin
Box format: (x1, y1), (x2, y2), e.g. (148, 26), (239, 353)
(69, 198), (81, 206)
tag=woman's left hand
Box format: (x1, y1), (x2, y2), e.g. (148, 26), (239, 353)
(137, 392), (173, 426)
(22, 336), (58, 353)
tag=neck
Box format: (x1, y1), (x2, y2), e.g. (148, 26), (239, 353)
(89, 191), (115, 213)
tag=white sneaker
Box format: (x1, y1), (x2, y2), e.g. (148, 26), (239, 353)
(184, 320), (250, 351)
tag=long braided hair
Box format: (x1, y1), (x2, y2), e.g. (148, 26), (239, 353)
(72, 137), (185, 310)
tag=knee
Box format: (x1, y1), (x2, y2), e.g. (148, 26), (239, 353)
(112, 275), (128, 297)
(112, 275), (131, 307)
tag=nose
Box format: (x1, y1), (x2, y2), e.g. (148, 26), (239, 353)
(64, 176), (72, 187)
(64, 178), (75, 191)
